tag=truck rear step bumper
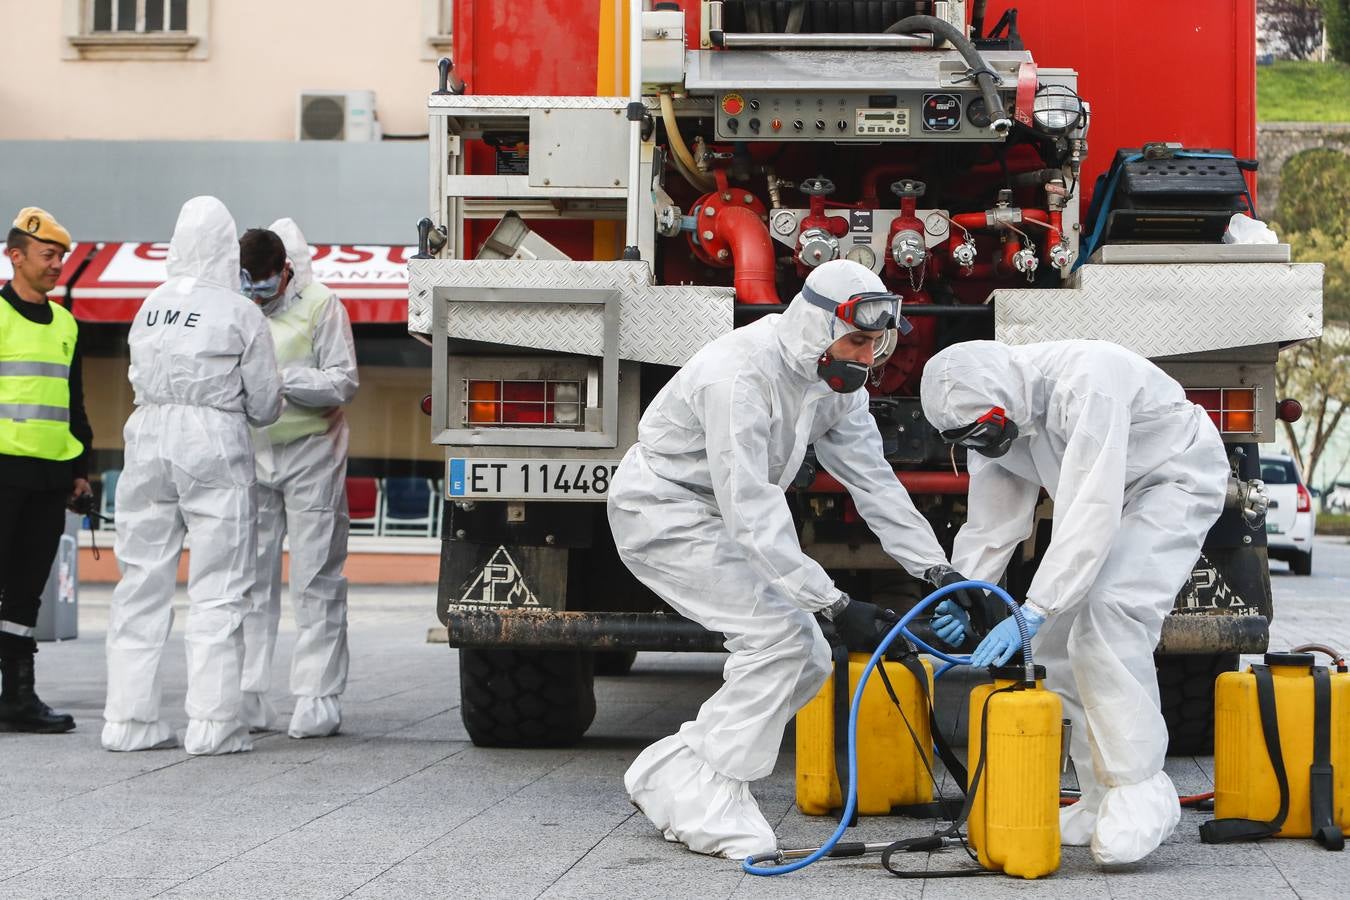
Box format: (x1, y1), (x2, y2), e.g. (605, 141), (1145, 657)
(440, 609), (1268, 655)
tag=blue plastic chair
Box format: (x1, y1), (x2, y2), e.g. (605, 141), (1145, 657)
(381, 477), (436, 536)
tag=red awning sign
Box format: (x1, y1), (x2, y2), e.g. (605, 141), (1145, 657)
(70, 242), (414, 323)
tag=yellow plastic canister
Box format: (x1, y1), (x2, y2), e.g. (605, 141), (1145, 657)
(967, 665), (1062, 879)
(795, 652), (934, 816)
(1213, 652), (1350, 836)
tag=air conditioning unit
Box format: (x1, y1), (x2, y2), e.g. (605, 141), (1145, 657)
(297, 90), (378, 142)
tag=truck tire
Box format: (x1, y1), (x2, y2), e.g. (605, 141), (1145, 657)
(593, 650), (638, 677)
(1157, 652), (1238, 756)
(459, 648), (596, 747)
(1290, 549), (1312, 576)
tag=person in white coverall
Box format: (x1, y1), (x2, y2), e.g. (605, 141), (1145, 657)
(103, 196), (282, 755)
(237, 221), (358, 738)
(919, 339), (1228, 866)
(608, 260), (979, 860)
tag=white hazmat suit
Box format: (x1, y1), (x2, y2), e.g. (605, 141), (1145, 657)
(608, 260), (951, 859)
(920, 340), (1228, 865)
(104, 196), (282, 755)
(240, 218), (359, 738)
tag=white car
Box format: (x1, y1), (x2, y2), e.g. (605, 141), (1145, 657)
(1260, 452), (1316, 575)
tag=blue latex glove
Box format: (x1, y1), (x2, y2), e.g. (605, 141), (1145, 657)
(970, 607), (1047, 668)
(931, 600), (971, 648)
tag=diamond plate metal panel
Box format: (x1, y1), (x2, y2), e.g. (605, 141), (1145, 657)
(408, 260), (733, 366)
(994, 262), (1323, 357)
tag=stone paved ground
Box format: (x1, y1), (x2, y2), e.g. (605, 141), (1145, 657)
(1, 538), (1347, 899)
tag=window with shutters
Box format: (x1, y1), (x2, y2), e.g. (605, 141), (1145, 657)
(421, 0), (455, 60)
(64, 0), (210, 61)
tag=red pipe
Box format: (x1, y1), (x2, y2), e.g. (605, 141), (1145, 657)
(861, 163), (921, 205)
(807, 471), (970, 494)
(716, 205), (780, 304)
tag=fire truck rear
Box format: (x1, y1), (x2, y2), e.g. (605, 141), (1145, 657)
(407, 0), (1324, 750)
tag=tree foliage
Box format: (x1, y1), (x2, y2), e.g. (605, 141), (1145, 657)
(1272, 148), (1350, 322)
(1277, 328), (1350, 488)
(1261, 0), (1326, 59)
(1273, 148), (1350, 487)
(1326, 0), (1350, 63)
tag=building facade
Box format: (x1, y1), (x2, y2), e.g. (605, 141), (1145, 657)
(0, 0), (453, 532)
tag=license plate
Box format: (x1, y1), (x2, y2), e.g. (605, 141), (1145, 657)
(1266, 522), (1283, 534)
(447, 458), (621, 501)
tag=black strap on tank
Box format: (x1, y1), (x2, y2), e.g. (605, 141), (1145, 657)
(877, 653), (969, 820)
(830, 643), (859, 828)
(878, 682), (1018, 878)
(1310, 666), (1345, 851)
(1200, 664), (1291, 844)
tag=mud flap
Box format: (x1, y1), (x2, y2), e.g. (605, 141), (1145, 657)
(438, 541), (568, 623)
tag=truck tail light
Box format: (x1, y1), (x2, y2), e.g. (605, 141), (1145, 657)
(1297, 482), (1311, 513)
(467, 381), (500, 424)
(1185, 388), (1257, 433)
(463, 380), (582, 427)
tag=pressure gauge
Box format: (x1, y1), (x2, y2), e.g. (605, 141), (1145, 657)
(845, 244), (878, 271)
(771, 209), (799, 237)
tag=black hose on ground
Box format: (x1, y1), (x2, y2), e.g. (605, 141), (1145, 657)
(884, 14), (1009, 135)
(971, 0), (986, 39)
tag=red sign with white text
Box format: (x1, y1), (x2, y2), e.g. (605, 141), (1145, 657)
(71, 242), (413, 323)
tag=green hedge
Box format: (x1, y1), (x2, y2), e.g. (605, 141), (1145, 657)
(1316, 513), (1350, 536)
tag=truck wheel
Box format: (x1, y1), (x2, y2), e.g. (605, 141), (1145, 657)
(459, 648), (596, 747)
(1157, 652), (1238, 755)
(593, 650), (638, 677)
(1290, 549), (1312, 576)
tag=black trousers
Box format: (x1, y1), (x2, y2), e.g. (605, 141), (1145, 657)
(0, 484), (67, 658)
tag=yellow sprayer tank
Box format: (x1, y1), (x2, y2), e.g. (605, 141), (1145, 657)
(795, 652), (933, 816)
(967, 665), (1062, 879)
(1213, 653), (1350, 836)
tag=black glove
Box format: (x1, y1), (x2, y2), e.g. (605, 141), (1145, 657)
(830, 596), (898, 654)
(926, 565), (992, 645)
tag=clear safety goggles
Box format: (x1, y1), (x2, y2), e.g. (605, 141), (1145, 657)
(240, 268), (284, 303)
(801, 284), (913, 336)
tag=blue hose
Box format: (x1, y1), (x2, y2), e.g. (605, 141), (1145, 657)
(742, 580), (1029, 876)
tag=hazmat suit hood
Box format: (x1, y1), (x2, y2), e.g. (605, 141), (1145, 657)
(774, 259), (888, 381)
(268, 217), (315, 294)
(920, 341), (1044, 435)
(166, 196), (241, 292)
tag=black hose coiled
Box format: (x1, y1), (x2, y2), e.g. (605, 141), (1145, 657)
(884, 15), (1010, 134)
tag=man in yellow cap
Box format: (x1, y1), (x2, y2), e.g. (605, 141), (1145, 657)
(0, 207), (91, 733)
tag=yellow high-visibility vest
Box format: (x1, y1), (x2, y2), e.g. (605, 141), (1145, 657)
(0, 296), (83, 461)
(264, 283), (335, 445)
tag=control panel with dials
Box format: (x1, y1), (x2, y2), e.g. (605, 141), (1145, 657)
(714, 91), (1013, 141)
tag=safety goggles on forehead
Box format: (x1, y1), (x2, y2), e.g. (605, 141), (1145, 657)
(240, 269), (284, 302)
(801, 284), (913, 336)
(940, 406), (1020, 458)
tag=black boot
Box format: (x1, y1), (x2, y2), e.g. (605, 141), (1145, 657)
(0, 654), (76, 733)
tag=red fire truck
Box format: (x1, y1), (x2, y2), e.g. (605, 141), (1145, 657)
(407, 0), (1323, 752)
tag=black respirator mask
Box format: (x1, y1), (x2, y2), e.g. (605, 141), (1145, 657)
(816, 354), (871, 393)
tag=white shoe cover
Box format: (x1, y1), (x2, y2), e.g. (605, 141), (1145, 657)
(625, 735), (777, 860)
(241, 691), (278, 732)
(1060, 778), (1106, 846)
(289, 695), (341, 739)
(101, 719), (177, 752)
(1060, 800), (1097, 846)
(1091, 771), (1181, 865)
(183, 719), (253, 755)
